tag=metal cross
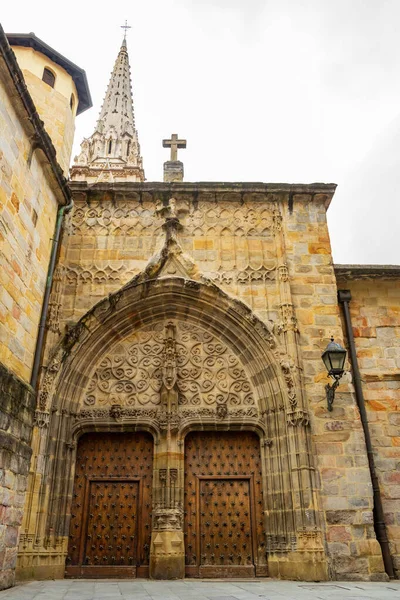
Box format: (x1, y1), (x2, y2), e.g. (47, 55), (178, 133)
(163, 133), (187, 162)
(121, 20), (131, 41)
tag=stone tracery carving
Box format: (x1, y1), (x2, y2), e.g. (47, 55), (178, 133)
(83, 321), (256, 410)
(47, 265), (65, 334)
(66, 264), (131, 286)
(185, 201), (278, 237)
(70, 198), (279, 239)
(74, 405), (260, 428)
(38, 354), (62, 411)
(209, 264), (277, 285)
(278, 302), (299, 334)
(70, 200), (162, 235)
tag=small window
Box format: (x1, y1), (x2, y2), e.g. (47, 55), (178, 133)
(126, 140), (131, 156)
(42, 67), (55, 88)
(70, 94), (75, 111)
(108, 140), (112, 154)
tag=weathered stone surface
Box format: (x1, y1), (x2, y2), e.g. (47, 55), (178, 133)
(0, 57), (59, 382)
(0, 363), (35, 590)
(336, 274), (400, 578)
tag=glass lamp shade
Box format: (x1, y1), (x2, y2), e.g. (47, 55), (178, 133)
(322, 338), (346, 377)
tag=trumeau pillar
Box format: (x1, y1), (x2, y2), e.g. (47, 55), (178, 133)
(150, 322), (185, 579)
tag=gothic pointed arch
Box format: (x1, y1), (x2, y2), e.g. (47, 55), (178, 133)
(36, 262), (322, 569)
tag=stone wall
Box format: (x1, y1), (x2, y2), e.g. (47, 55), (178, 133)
(21, 181), (388, 582)
(0, 64), (59, 381)
(50, 185), (294, 336)
(0, 362), (35, 590)
(282, 198), (386, 580)
(335, 273), (400, 578)
(12, 46), (78, 176)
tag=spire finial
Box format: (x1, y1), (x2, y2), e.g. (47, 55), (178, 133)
(71, 20), (145, 183)
(121, 20), (131, 42)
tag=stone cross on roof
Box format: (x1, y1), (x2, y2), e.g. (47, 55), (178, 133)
(163, 133), (187, 162)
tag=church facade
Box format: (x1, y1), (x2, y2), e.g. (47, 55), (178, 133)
(0, 26), (399, 589)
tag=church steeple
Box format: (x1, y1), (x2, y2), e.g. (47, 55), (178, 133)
(71, 34), (144, 183)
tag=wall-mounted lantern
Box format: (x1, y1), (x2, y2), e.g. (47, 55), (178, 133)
(321, 338), (347, 411)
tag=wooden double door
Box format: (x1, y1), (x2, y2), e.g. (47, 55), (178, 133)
(66, 432), (153, 578)
(184, 431), (267, 577)
(67, 430), (266, 578)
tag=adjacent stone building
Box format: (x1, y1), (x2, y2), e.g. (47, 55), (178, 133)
(0, 26), (91, 589)
(0, 24), (398, 589)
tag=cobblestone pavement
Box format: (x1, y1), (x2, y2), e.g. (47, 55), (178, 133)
(0, 580), (399, 600)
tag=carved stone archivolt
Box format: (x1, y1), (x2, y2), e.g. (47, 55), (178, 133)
(83, 320), (256, 412)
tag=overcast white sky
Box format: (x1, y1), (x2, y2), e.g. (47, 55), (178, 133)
(3, 1), (400, 264)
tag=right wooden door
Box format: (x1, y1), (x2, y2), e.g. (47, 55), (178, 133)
(184, 431), (267, 578)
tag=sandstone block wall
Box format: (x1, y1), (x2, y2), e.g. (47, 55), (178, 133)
(0, 362), (35, 590)
(283, 197), (386, 580)
(29, 182), (388, 581)
(0, 70), (58, 382)
(50, 186), (292, 338)
(335, 274), (400, 578)
(12, 46), (78, 175)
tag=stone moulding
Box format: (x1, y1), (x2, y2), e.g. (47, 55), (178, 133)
(72, 406), (265, 438)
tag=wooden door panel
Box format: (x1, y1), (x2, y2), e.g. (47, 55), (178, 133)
(199, 478), (255, 578)
(184, 431), (267, 578)
(66, 432), (153, 578)
(85, 480), (139, 567)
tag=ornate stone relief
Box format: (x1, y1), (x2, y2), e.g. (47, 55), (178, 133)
(209, 264), (277, 285)
(70, 200), (163, 235)
(47, 265), (65, 334)
(184, 200), (279, 237)
(277, 302), (299, 334)
(33, 409), (50, 428)
(278, 263), (289, 282)
(278, 357), (297, 411)
(65, 264), (132, 286)
(83, 321), (255, 410)
(38, 354), (62, 411)
(153, 508), (183, 531)
(69, 198), (280, 239)
(74, 405), (261, 431)
(286, 408), (310, 427)
(76, 407), (158, 421)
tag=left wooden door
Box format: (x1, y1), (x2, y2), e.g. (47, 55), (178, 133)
(66, 432), (153, 578)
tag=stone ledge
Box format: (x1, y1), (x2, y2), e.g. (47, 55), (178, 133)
(335, 264), (400, 280)
(69, 180), (337, 196)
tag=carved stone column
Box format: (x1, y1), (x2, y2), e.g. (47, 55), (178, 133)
(270, 203), (327, 580)
(150, 322), (185, 579)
